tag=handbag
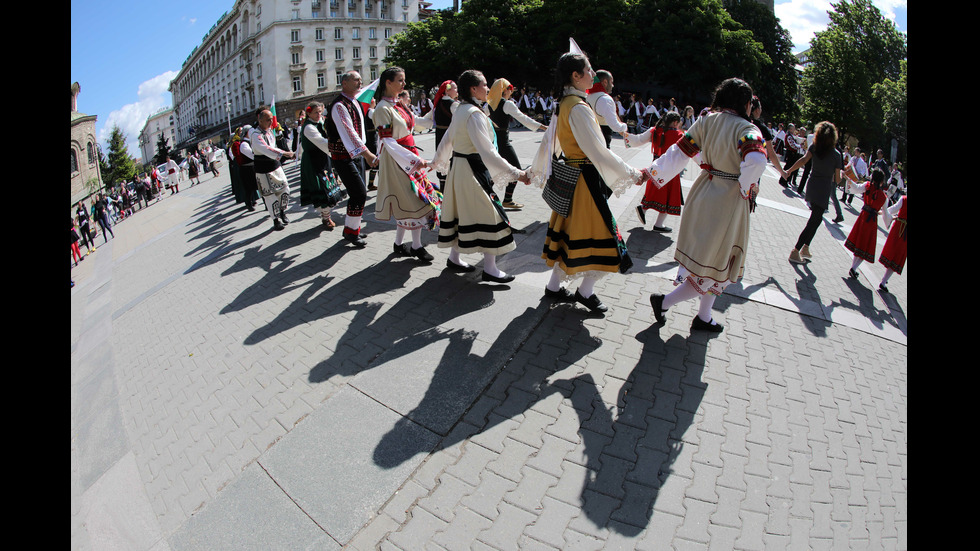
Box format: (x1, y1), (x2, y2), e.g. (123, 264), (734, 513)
(542, 156), (580, 217)
(324, 170), (349, 208)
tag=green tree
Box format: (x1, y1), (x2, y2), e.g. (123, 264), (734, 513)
(154, 133), (177, 166)
(873, 58), (907, 161)
(104, 126), (138, 188)
(801, 0), (906, 147)
(725, 0), (799, 123)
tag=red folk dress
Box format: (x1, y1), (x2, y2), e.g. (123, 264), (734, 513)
(640, 127), (684, 215)
(844, 184), (887, 262)
(878, 196), (907, 274)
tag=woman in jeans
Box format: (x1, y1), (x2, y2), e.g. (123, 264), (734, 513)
(786, 121), (843, 264)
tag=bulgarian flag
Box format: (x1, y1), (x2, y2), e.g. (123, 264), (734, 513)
(356, 78), (380, 108)
(270, 95), (279, 128)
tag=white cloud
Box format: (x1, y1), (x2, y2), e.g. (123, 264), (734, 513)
(775, 0), (907, 53)
(100, 70), (178, 158)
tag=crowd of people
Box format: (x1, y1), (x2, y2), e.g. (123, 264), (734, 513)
(76, 50), (907, 331)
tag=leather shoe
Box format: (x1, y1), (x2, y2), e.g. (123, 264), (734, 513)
(848, 268), (858, 279)
(446, 259), (476, 273)
(652, 225), (672, 233)
(272, 219), (285, 231)
(650, 293), (667, 323)
(322, 217), (336, 230)
(575, 290), (607, 313)
(280, 213), (289, 225)
(482, 271), (515, 284)
(544, 286), (574, 302)
(344, 232), (367, 248)
(411, 246), (434, 262)
(636, 205), (646, 225)
(691, 315), (723, 332)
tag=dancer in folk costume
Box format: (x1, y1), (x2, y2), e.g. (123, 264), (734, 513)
(250, 106), (296, 231)
(373, 67), (442, 262)
(877, 195), (906, 293)
(844, 168), (888, 279)
(432, 70), (532, 282)
(486, 77), (547, 210)
(647, 78), (768, 332)
(628, 110), (685, 233)
(530, 53), (649, 313)
(585, 70), (628, 149)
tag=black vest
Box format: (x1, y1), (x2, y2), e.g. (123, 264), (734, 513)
(301, 119), (330, 171)
(325, 94), (363, 160)
(487, 101), (511, 142)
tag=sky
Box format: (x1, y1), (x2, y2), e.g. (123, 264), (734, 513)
(71, 0), (906, 158)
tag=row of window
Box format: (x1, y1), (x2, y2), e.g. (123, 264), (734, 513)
(294, 66), (380, 92)
(294, 26), (392, 42)
(292, 44), (389, 64)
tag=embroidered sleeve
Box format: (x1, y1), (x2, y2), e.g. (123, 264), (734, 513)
(738, 131), (766, 160)
(332, 104), (367, 157)
(677, 132), (700, 157)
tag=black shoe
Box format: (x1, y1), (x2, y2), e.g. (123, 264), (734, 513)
(636, 205), (647, 225)
(650, 293), (667, 323)
(879, 283), (889, 294)
(691, 315), (723, 332)
(446, 259), (476, 273)
(411, 246), (434, 262)
(280, 213), (289, 225)
(393, 243), (410, 256)
(575, 290), (607, 313)
(273, 219), (285, 231)
(344, 232), (367, 248)
(848, 268), (858, 279)
(481, 271), (515, 284)
(652, 225), (672, 233)
(544, 286), (575, 302)
(832, 216), (844, 223)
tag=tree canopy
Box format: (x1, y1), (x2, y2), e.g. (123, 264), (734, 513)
(387, 0), (773, 102)
(104, 126), (138, 188)
(801, 0), (907, 150)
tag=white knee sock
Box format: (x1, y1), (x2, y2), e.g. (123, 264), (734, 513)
(411, 228), (423, 249)
(655, 212), (668, 227)
(577, 276), (596, 298)
(851, 257), (863, 271)
(697, 294), (716, 323)
(394, 227), (406, 246)
(483, 253), (504, 277)
(881, 268), (894, 285)
(449, 247), (469, 267)
(663, 280), (700, 310)
(547, 264), (563, 292)
(345, 214), (361, 231)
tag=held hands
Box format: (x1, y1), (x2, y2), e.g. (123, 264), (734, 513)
(518, 171), (531, 185)
(637, 168), (653, 185)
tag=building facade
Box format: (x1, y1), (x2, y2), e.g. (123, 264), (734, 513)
(71, 82), (103, 206)
(138, 108), (177, 166)
(170, 0), (425, 148)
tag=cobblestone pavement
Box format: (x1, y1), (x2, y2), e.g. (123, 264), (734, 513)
(71, 128), (906, 551)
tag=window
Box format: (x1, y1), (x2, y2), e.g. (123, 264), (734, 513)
(291, 9), (300, 19)
(291, 51), (301, 64)
(87, 142), (95, 164)
(352, 47), (360, 59)
(70, 149), (78, 173)
(368, 27), (376, 39)
(291, 29), (300, 42)
(336, 71), (343, 87)
(352, 27), (360, 39)
(259, 84), (264, 103)
(315, 27), (324, 40)
(316, 49), (325, 62)
(335, 48), (344, 60)
(369, 46), (377, 59)
(257, 63), (262, 77)
(292, 76), (302, 92)
(384, 27), (392, 38)
(317, 72), (326, 88)
(334, 27), (342, 40)
(370, 65), (378, 80)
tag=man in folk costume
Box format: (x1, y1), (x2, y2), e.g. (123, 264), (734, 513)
(250, 106), (296, 231)
(297, 101), (340, 229)
(162, 155), (181, 194)
(326, 71), (378, 248)
(586, 70), (628, 149)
